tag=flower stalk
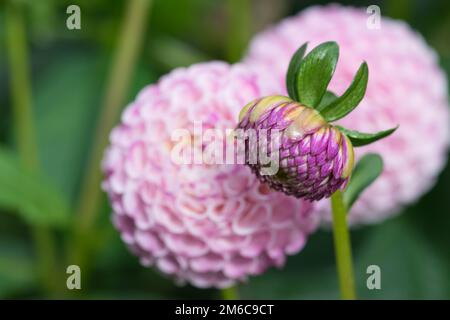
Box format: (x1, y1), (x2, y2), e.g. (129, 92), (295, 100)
(221, 286), (239, 300)
(71, 0), (152, 277)
(5, 0), (60, 296)
(331, 190), (356, 300)
(226, 0), (252, 62)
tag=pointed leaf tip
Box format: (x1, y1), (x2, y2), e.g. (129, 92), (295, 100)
(320, 61), (369, 122)
(337, 125), (398, 147)
(296, 41), (339, 107)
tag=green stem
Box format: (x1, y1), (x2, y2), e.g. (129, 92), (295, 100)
(5, 2), (38, 166)
(226, 0), (252, 62)
(71, 0), (152, 274)
(150, 36), (210, 71)
(221, 286), (239, 300)
(31, 227), (61, 295)
(5, 1), (59, 296)
(331, 190), (356, 300)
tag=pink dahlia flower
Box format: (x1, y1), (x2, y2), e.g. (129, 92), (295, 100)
(244, 5), (449, 224)
(102, 62), (318, 288)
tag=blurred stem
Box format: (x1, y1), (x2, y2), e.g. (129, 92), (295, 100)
(71, 0), (152, 273)
(5, 2), (37, 165)
(226, 0), (252, 62)
(5, 1), (59, 296)
(150, 36), (210, 71)
(221, 286), (239, 300)
(386, 0), (411, 21)
(331, 190), (356, 300)
(31, 227), (60, 295)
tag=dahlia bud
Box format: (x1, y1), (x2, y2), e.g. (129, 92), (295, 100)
(237, 41), (396, 202)
(237, 95), (354, 201)
(244, 4), (449, 224)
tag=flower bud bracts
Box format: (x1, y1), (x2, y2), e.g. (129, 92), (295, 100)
(238, 41), (397, 202)
(238, 96), (354, 201)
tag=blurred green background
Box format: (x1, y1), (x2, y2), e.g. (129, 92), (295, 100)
(0, 0), (449, 299)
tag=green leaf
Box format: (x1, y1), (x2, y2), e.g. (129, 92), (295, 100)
(337, 125), (398, 147)
(343, 153), (383, 208)
(355, 218), (449, 299)
(34, 53), (104, 200)
(0, 240), (36, 297)
(296, 41), (339, 107)
(34, 51), (156, 200)
(241, 213), (450, 299)
(0, 147), (70, 227)
(316, 90), (337, 110)
(286, 43), (308, 101)
(319, 62), (369, 121)
(240, 231), (340, 299)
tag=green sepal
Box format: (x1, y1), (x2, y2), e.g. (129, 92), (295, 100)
(318, 62), (369, 121)
(343, 153), (383, 209)
(337, 125), (398, 147)
(296, 41), (339, 108)
(286, 43), (308, 101)
(316, 90), (337, 110)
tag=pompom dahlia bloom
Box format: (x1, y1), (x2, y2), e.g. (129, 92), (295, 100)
(102, 62), (318, 288)
(237, 95), (354, 201)
(244, 5), (450, 224)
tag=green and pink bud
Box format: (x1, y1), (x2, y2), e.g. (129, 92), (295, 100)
(238, 95), (354, 201)
(237, 42), (396, 202)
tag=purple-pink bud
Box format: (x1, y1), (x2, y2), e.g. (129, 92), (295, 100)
(237, 95), (354, 201)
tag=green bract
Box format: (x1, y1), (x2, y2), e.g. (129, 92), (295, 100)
(336, 125), (399, 147)
(295, 41), (339, 108)
(286, 43), (307, 101)
(318, 62), (368, 121)
(286, 41), (397, 149)
(285, 42), (398, 202)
